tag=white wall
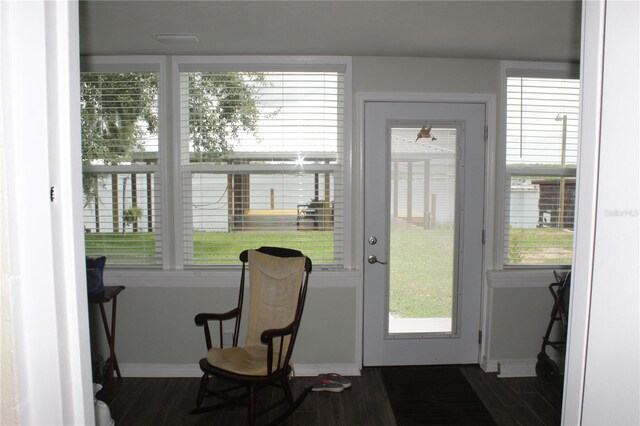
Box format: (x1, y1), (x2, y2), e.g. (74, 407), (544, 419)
(564, 1), (640, 424)
(1, 0), (93, 424)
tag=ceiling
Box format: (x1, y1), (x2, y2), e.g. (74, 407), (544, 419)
(79, 0), (582, 62)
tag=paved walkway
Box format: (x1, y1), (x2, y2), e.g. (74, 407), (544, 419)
(388, 316), (452, 334)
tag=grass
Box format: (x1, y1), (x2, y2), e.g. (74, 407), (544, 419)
(508, 228), (574, 265)
(191, 231), (335, 265)
(390, 229), (455, 318)
(85, 232), (158, 264)
(85, 227), (573, 317)
(85, 230), (335, 265)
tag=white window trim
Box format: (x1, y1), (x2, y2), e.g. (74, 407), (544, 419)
(496, 61), (580, 270)
(80, 56), (170, 268)
(172, 56), (353, 270)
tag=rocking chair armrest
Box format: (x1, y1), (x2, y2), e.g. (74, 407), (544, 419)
(260, 321), (296, 344)
(194, 308), (240, 326)
(260, 321), (298, 374)
(195, 308), (242, 350)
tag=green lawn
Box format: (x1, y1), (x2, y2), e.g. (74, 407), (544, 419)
(191, 231), (335, 265)
(85, 232), (158, 264)
(508, 228), (574, 264)
(85, 230), (335, 265)
(390, 229), (454, 318)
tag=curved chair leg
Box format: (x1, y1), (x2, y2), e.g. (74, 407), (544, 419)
(248, 385), (257, 425)
(281, 376), (294, 405)
(195, 373), (209, 408)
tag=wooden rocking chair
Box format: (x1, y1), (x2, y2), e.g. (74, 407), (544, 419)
(190, 247), (312, 425)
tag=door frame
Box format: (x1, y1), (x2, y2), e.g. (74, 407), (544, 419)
(355, 92), (497, 369)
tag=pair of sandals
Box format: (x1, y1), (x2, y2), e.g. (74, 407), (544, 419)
(311, 373), (351, 393)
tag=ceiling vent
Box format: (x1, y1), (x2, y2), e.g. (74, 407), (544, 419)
(151, 33), (200, 43)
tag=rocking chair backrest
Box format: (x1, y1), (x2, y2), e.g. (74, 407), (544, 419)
(242, 247), (311, 371)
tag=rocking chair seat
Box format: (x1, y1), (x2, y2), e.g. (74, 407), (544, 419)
(206, 346), (278, 377)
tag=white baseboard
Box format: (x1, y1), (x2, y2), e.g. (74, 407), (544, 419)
(119, 363), (361, 378)
(481, 357), (499, 373)
(496, 354), (565, 378)
(292, 363), (361, 377)
(497, 359), (537, 378)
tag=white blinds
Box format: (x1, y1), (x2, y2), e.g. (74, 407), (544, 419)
(81, 72), (162, 265)
(504, 76), (580, 265)
(180, 71), (345, 267)
(506, 77), (580, 168)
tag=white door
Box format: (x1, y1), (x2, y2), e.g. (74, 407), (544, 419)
(363, 101), (486, 366)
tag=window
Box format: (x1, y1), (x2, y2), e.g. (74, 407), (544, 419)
(177, 62), (347, 267)
(81, 66), (162, 265)
(502, 64), (580, 266)
(81, 57), (350, 269)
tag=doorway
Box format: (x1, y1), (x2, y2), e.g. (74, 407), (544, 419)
(363, 101), (486, 365)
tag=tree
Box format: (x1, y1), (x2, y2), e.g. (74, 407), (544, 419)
(81, 71), (265, 231)
(188, 72), (267, 161)
(81, 72), (157, 232)
(81, 73), (158, 164)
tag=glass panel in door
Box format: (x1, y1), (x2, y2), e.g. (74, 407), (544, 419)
(389, 126), (458, 335)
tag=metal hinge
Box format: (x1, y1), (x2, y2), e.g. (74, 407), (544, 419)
(478, 330), (483, 344)
(482, 229), (486, 244)
(484, 125), (488, 142)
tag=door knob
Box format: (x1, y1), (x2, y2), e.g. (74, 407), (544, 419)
(368, 255), (387, 265)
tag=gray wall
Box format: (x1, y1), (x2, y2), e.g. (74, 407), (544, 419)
(96, 271), (360, 375)
(352, 57), (499, 94)
(92, 286), (357, 365)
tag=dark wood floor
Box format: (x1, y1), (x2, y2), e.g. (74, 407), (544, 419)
(101, 366), (562, 426)
(460, 367), (563, 426)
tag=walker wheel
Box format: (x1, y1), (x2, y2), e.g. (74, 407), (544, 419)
(536, 353), (559, 383)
